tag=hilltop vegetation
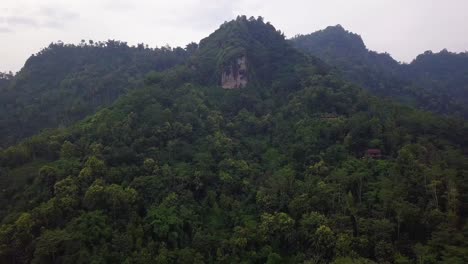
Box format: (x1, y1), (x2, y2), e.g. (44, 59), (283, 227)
(0, 40), (191, 148)
(0, 17), (467, 263)
(291, 25), (468, 117)
(402, 49), (468, 108)
(0, 72), (13, 90)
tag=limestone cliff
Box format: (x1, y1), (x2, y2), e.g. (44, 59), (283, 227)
(221, 56), (248, 89)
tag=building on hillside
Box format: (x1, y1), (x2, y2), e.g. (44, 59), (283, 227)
(365, 149), (382, 159)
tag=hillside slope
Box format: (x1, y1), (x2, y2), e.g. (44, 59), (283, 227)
(0, 41), (191, 148)
(402, 49), (468, 107)
(0, 17), (467, 263)
(0, 72), (13, 90)
(291, 25), (468, 117)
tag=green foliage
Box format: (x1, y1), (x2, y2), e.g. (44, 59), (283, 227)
(291, 25), (468, 118)
(0, 41), (190, 148)
(0, 17), (467, 263)
(190, 15), (326, 91)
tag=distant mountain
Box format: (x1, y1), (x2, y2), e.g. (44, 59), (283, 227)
(402, 49), (468, 106)
(290, 25), (402, 94)
(0, 16), (467, 263)
(0, 72), (13, 90)
(291, 25), (468, 117)
(0, 41), (191, 148)
(188, 16), (325, 89)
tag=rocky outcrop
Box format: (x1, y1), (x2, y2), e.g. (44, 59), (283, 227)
(221, 56), (248, 89)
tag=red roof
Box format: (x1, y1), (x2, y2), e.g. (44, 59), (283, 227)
(365, 149), (382, 159)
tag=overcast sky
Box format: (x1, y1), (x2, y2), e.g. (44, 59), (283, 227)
(1, 0), (467, 72)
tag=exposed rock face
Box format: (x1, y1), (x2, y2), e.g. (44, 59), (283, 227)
(221, 56), (248, 89)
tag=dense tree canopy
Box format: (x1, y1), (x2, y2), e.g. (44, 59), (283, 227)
(0, 71), (13, 90)
(291, 25), (468, 118)
(0, 17), (467, 263)
(402, 49), (468, 109)
(0, 40), (192, 148)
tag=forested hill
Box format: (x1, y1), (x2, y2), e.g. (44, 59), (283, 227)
(0, 72), (13, 90)
(290, 25), (468, 117)
(0, 41), (192, 148)
(402, 49), (468, 108)
(187, 16), (325, 88)
(290, 25), (401, 76)
(0, 16), (467, 263)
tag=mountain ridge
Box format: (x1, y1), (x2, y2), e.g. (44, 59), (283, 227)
(290, 25), (468, 117)
(0, 40), (191, 148)
(0, 17), (467, 263)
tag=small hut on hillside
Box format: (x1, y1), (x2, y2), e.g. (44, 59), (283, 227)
(365, 149), (382, 159)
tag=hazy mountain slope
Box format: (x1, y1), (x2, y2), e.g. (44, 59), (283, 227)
(189, 17), (326, 88)
(0, 41), (191, 148)
(0, 17), (467, 263)
(291, 25), (468, 117)
(290, 25), (402, 94)
(0, 72), (13, 90)
(403, 49), (468, 106)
